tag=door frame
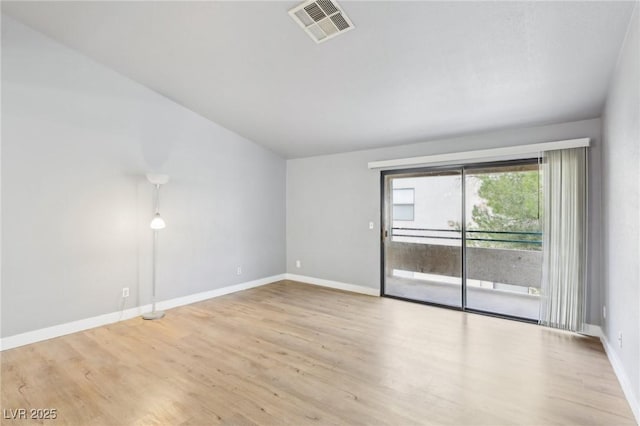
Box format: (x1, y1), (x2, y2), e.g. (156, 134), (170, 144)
(379, 159), (540, 324)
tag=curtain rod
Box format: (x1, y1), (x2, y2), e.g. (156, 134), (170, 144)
(367, 137), (590, 170)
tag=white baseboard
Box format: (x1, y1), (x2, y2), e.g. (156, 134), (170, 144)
(0, 274), (286, 351)
(285, 273), (380, 296)
(0, 305), (148, 352)
(599, 331), (640, 424)
(155, 274), (286, 311)
(583, 324), (639, 424)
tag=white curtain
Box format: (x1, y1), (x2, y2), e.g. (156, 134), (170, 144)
(540, 148), (587, 331)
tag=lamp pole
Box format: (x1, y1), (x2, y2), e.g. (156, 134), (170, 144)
(144, 175), (168, 320)
(145, 214), (164, 319)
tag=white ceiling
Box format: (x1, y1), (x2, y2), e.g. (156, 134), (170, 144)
(2, 1), (636, 158)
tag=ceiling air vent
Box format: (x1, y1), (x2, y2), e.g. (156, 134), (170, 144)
(289, 0), (354, 44)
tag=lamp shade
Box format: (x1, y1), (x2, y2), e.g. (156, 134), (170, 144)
(150, 213), (166, 230)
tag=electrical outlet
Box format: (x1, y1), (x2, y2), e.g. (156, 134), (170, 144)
(122, 287), (129, 298)
(603, 305), (606, 320)
(617, 331), (622, 348)
(296, 260), (301, 268)
(369, 221), (374, 230)
(236, 266), (242, 275)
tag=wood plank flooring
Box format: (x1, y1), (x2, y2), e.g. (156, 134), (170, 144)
(1, 280), (635, 425)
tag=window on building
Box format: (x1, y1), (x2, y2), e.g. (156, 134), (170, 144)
(393, 188), (414, 221)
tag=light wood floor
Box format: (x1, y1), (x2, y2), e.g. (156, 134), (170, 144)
(1, 280), (635, 425)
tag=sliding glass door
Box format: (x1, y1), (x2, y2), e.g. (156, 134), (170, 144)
(382, 160), (542, 321)
(383, 169), (462, 307)
(463, 163), (542, 320)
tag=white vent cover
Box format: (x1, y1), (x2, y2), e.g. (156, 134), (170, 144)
(289, 0), (354, 44)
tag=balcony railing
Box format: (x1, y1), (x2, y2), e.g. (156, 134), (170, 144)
(387, 227), (542, 289)
(391, 227), (542, 246)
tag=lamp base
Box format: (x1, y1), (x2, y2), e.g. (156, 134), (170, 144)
(142, 311), (165, 320)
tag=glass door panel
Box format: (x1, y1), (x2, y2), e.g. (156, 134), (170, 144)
(464, 163), (542, 320)
(383, 170), (462, 307)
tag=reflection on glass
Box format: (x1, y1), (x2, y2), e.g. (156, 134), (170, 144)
(384, 171), (462, 307)
(464, 163), (542, 320)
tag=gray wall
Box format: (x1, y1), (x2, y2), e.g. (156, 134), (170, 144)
(1, 16), (286, 338)
(601, 4), (639, 411)
(287, 118), (604, 324)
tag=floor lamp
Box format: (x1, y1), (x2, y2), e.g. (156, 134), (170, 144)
(144, 173), (169, 320)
